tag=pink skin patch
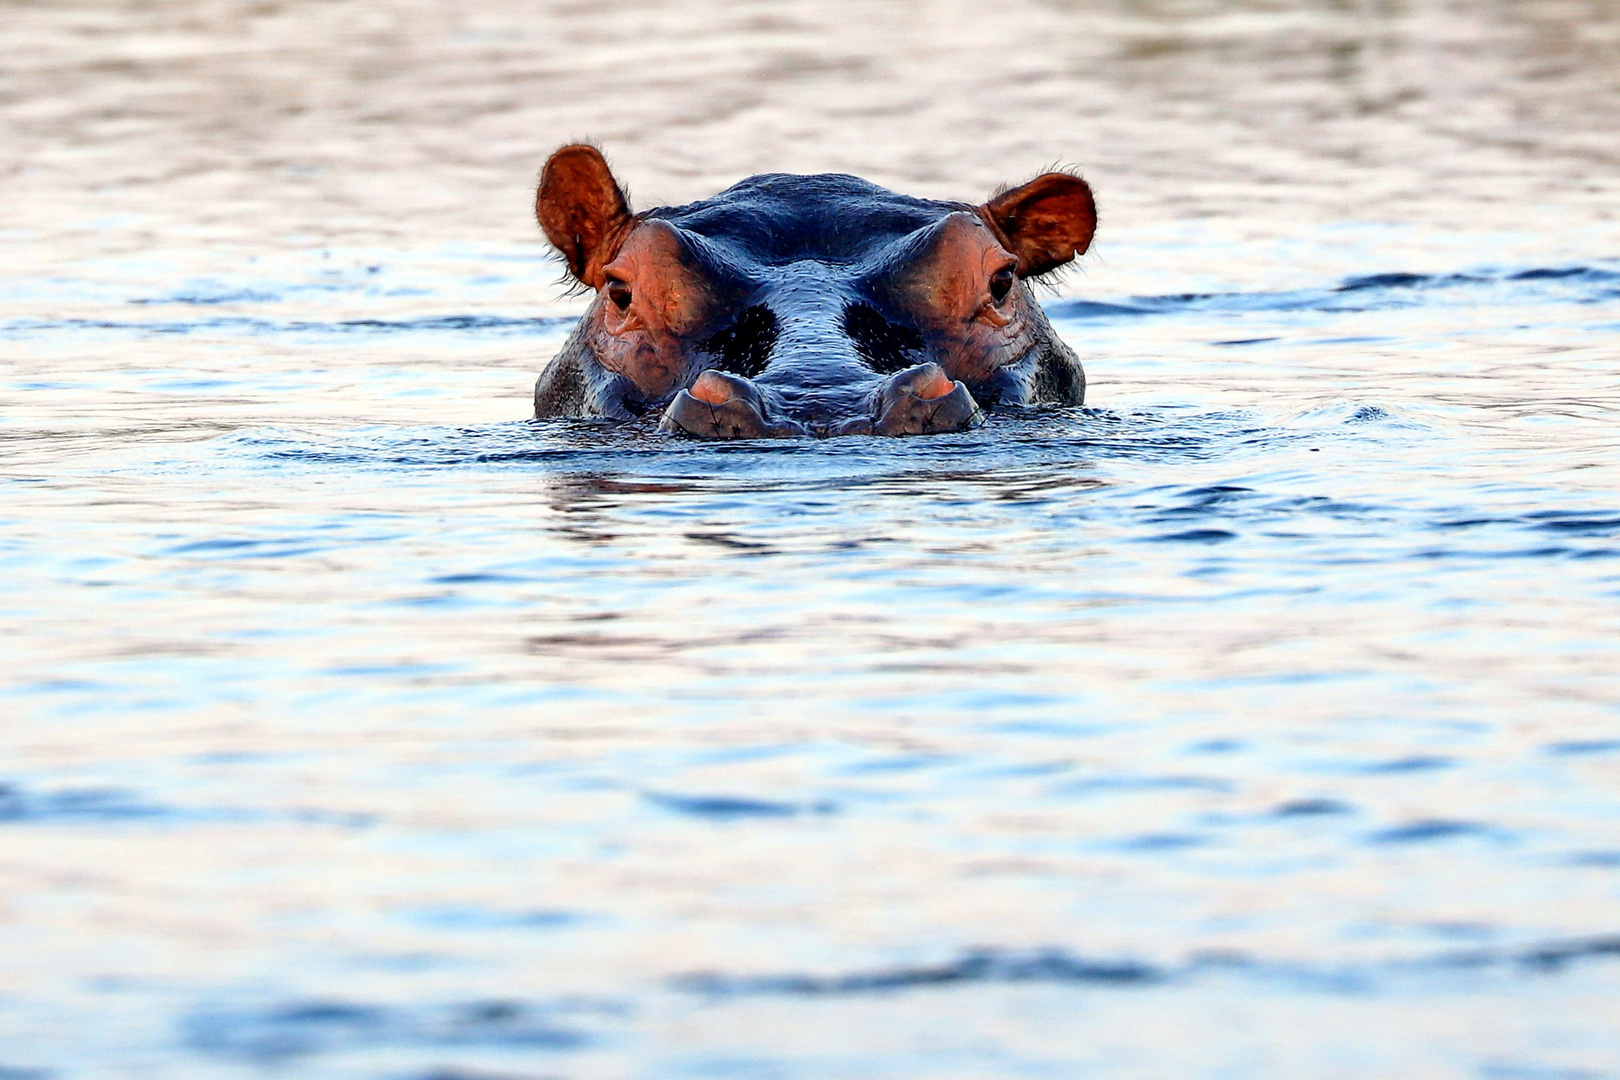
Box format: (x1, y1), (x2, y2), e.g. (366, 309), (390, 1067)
(913, 368), (955, 400)
(690, 370), (736, 405)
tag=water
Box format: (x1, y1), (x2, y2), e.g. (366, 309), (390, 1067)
(4, 2), (1620, 1077)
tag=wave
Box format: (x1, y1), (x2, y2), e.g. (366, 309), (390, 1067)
(671, 936), (1620, 998)
(0, 313), (577, 339)
(5, 261), (1615, 340)
(1045, 261), (1620, 322)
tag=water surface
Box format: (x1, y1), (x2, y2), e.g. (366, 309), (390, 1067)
(3, 1), (1619, 1077)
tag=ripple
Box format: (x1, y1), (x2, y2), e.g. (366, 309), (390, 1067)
(1369, 819), (1502, 845)
(0, 779), (375, 829)
(1354, 756), (1455, 775)
(671, 935), (1620, 999)
(672, 950), (1164, 996)
(0, 314), (576, 340)
(1272, 798), (1357, 817)
(644, 792), (835, 819)
(1545, 740), (1620, 756)
(1045, 261), (1620, 323)
(184, 998), (599, 1062)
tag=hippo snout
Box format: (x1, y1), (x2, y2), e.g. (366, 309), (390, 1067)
(658, 363), (984, 440)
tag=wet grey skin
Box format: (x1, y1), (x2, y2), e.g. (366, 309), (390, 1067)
(532, 166), (1092, 439)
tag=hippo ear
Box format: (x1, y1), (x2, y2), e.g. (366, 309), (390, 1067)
(536, 145), (634, 288)
(980, 173), (1096, 278)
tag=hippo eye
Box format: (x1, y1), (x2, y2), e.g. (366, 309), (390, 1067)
(606, 278), (632, 311)
(989, 267), (1016, 304)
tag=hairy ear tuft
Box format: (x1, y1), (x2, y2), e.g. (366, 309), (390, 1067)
(536, 145), (633, 288)
(981, 173), (1097, 279)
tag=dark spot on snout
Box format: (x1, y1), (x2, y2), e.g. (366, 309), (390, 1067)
(1033, 343), (1080, 401)
(702, 305), (779, 379)
(843, 302), (925, 375)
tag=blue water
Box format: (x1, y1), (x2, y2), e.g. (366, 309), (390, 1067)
(4, 246), (1620, 1078)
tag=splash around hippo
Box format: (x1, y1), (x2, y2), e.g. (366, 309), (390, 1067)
(531, 146), (1096, 438)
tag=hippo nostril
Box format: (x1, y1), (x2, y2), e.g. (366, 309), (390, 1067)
(690, 370), (736, 405)
(911, 365), (955, 401)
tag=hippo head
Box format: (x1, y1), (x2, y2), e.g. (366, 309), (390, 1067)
(532, 145), (1096, 438)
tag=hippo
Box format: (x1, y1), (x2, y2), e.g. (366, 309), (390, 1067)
(531, 145), (1097, 438)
